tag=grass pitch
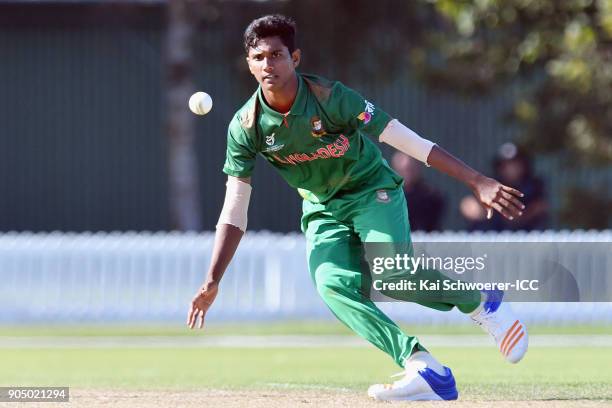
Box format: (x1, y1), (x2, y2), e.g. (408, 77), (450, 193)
(0, 323), (610, 406)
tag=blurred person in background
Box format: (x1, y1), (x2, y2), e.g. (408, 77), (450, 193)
(460, 143), (548, 231)
(391, 152), (446, 232)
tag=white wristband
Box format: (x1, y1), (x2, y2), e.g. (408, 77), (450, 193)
(216, 177), (252, 232)
(379, 119), (436, 166)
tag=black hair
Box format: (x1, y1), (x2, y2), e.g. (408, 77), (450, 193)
(244, 14), (297, 54)
(493, 143), (533, 177)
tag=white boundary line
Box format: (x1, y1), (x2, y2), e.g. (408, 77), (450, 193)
(0, 334), (611, 348)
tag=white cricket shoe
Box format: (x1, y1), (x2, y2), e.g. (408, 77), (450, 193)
(471, 289), (528, 363)
(367, 352), (458, 401)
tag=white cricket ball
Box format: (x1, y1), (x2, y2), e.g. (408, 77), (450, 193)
(189, 91), (213, 115)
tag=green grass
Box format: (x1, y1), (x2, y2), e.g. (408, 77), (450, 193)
(1, 323), (610, 400)
(0, 346), (610, 401)
(1, 321), (611, 337)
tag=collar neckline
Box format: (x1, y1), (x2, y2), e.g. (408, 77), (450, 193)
(258, 74), (306, 121)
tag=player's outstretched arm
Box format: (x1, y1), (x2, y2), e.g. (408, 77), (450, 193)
(187, 176), (252, 329)
(378, 120), (525, 220)
(426, 145), (525, 220)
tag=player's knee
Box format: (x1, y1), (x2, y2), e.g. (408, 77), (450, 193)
(314, 275), (341, 298)
(313, 267), (352, 299)
(375, 273), (417, 301)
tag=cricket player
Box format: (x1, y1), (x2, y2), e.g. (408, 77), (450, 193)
(187, 14), (528, 401)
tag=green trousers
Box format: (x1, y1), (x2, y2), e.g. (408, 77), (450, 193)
(301, 185), (481, 368)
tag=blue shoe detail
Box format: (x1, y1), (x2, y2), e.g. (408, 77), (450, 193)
(418, 367), (458, 401)
(482, 289), (504, 313)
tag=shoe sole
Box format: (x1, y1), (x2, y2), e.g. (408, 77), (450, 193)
(369, 392), (446, 401)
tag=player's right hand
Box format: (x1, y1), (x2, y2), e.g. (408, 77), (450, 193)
(187, 282), (219, 329)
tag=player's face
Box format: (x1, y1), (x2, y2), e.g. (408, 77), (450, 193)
(246, 36), (301, 93)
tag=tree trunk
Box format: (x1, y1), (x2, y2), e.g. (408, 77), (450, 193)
(165, 0), (202, 231)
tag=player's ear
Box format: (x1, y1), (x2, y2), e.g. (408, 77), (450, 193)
(245, 55), (256, 75)
(291, 49), (301, 68)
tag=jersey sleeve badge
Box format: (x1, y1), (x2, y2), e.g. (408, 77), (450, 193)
(357, 100), (376, 124)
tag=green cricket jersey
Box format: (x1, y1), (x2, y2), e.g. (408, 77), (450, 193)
(223, 73), (402, 203)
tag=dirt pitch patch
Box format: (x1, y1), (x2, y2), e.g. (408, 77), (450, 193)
(16, 389), (611, 408)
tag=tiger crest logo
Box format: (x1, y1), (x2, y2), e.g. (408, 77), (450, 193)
(310, 116), (326, 137)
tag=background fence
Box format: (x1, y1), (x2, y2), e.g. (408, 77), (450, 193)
(1, 231), (610, 325)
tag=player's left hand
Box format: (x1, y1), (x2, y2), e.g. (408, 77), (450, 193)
(471, 175), (525, 220)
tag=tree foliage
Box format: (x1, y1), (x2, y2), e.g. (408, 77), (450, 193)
(411, 0), (612, 227)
